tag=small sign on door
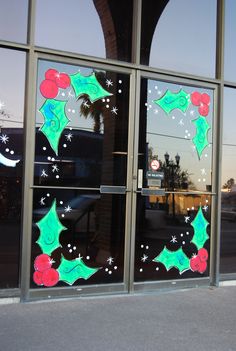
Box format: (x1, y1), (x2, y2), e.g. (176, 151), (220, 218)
(150, 159), (160, 171)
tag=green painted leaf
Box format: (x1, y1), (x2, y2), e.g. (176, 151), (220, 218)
(191, 207), (209, 250)
(154, 89), (190, 114)
(39, 99), (70, 155)
(153, 246), (190, 274)
(192, 116), (210, 159)
(70, 72), (112, 102)
(36, 200), (67, 255)
(57, 255), (100, 285)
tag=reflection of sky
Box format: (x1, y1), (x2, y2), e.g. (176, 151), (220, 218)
(150, 0), (217, 77)
(224, 0), (236, 81)
(145, 80), (213, 191)
(35, 0), (106, 57)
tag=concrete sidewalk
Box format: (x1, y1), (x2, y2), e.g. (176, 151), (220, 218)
(0, 286), (236, 351)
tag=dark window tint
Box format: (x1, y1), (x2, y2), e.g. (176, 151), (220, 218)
(0, 49), (26, 288)
(220, 88), (236, 274)
(35, 0), (133, 62)
(0, 0), (28, 43)
(141, 0), (216, 78)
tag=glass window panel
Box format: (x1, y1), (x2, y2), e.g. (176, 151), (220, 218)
(138, 78), (213, 193)
(0, 48), (26, 288)
(34, 60), (130, 187)
(220, 87), (236, 274)
(31, 189), (126, 288)
(0, 0), (28, 43)
(141, 0), (216, 78)
(35, 0), (133, 62)
(135, 194), (211, 282)
(224, 0), (236, 82)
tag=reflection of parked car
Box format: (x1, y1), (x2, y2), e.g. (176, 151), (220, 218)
(33, 195), (100, 233)
(221, 192), (236, 221)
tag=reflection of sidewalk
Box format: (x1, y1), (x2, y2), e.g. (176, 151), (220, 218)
(0, 287), (236, 351)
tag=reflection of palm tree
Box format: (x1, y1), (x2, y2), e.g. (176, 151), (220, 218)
(78, 71), (107, 133)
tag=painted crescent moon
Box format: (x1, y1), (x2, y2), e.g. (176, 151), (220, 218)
(0, 152), (20, 167)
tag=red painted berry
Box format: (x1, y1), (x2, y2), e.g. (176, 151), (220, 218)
(42, 268), (59, 287)
(198, 248), (208, 262)
(55, 73), (71, 89)
(34, 254), (52, 272)
(45, 69), (59, 82)
(191, 91), (201, 106)
(198, 103), (209, 116)
(198, 260), (207, 274)
(190, 255), (201, 272)
(40, 79), (58, 99)
(33, 271), (43, 286)
(201, 93), (210, 105)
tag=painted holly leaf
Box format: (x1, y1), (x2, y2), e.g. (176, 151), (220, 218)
(57, 255), (99, 285)
(153, 246), (190, 274)
(191, 207), (209, 250)
(192, 116), (210, 159)
(36, 200), (67, 255)
(154, 89), (190, 114)
(39, 99), (70, 155)
(70, 72), (112, 102)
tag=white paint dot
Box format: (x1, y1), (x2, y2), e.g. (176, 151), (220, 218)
(61, 214), (65, 218)
(191, 207), (194, 210)
(206, 200), (209, 203)
(106, 99), (110, 102)
(51, 157), (55, 161)
(68, 108), (71, 112)
(146, 246), (149, 250)
(203, 178), (206, 182)
(118, 80), (122, 84)
(187, 208), (190, 211)
(149, 104), (152, 108)
(69, 249), (72, 253)
(43, 147), (46, 151)
(47, 156), (51, 160)
(155, 86), (158, 90)
(114, 266), (117, 270)
(63, 144), (67, 148)
(205, 154), (208, 158)
(198, 179), (201, 182)
(56, 175), (59, 179)
(105, 268), (109, 272)
(148, 90), (152, 93)
(172, 116), (175, 120)
(108, 271), (112, 275)
(186, 232), (189, 235)
(69, 127), (72, 131)
(156, 267), (159, 271)
(182, 241), (185, 245)
(10, 150), (14, 154)
(60, 201), (63, 204)
(73, 246), (76, 250)
(106, 104), (109, 108)
(47, 193), (50, 197)
(181, 233), (183, 237)
(140, 268), (143, 272)
(61, 92), (65, 96)
(67, 244), (71, 248)
(86, 256), (90, 260)
(145, 103), (148, 106)
(141, 245), (144, 248)
(72, 109), (75, 113)
(118, 89), (122, 93)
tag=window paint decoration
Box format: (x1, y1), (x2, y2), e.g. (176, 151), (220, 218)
(152, 205), (209, 275)
(38, 68), (113, 155)
(154, 89), (211, 159)
(0, 132), (20, 167)
(33, 198), (100, 287)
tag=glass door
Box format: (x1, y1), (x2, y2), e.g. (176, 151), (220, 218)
(133, 76), (215, 288)
(29, 57), (133, 298)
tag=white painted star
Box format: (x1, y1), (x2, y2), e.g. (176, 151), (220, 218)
(170, 235), (177, 243)
(52, 164), (59, 173)
(179, 119), (184, 126)
(83, 101), (90, 108)
(192, 253), (198, 259)
(111, 107), (118, 115)
(141, 254), (148, 262)
(64, 205), (72, 213)
(40, 197), (46, 205)
(201, 168), (206, 175)
(203, 205), (208, 212)
(107, 257), (114, 265)
(106, 79), (113, 87)
(184, 216), (190, 223)
(68, 90), (75, 98)
(76, 253), (83, 260)
(41, 169), (48, 177)
(0, 134), (9, 144)
(65, 133), (73, 142)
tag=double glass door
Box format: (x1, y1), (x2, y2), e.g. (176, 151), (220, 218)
(26, 57), (216, 299)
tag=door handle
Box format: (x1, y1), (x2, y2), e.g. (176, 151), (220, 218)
(141, 188), (165, 196)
